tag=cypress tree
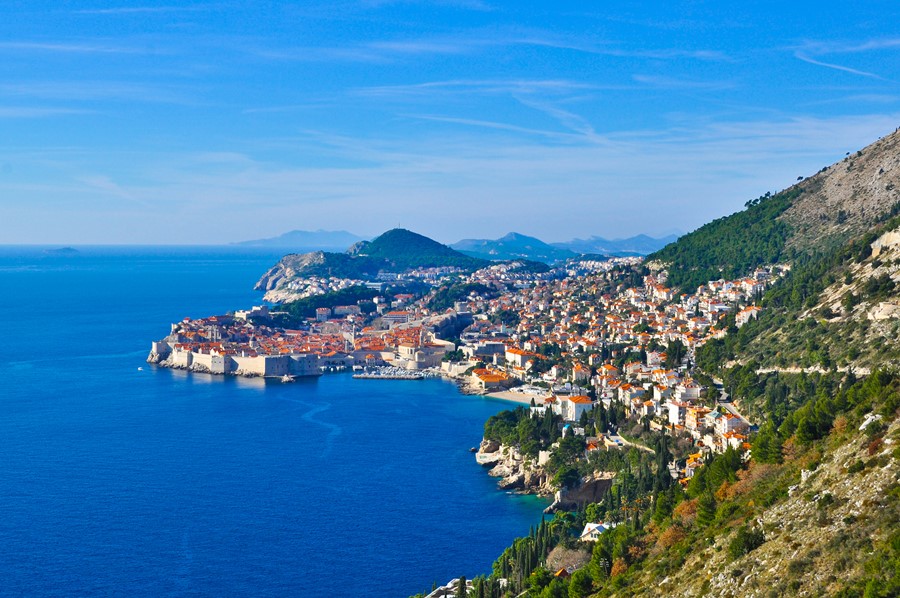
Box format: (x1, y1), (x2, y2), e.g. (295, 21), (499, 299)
(472, 576), (485, 598)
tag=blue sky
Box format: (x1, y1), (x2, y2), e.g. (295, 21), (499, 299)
(1, 1), (899, 244)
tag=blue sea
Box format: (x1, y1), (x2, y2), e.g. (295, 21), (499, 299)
(0, 246), (545, 597)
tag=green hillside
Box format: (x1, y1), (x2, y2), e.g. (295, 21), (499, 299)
(349, 228), (489, 270)
(648, 189), (798, 292)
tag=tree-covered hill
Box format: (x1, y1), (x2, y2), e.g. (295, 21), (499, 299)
(349, 228), (489, 270)
(648, 189), (797, 292)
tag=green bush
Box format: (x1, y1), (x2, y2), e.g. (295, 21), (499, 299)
(729, 526), (766, 560)
(847, 460), (865, 474)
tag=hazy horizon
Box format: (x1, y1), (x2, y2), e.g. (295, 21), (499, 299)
(0, 227), (683, 248)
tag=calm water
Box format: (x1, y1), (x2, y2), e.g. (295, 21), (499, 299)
(0, 246), (545, 597)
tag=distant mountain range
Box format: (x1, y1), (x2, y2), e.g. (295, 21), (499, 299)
(234, 229), (366, 250)
(554, 233), (681, 257)
(452, 232), (679, 263)
(242, 228), (679, 264)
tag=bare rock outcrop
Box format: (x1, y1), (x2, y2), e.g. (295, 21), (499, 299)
(476, 440), (553, 496)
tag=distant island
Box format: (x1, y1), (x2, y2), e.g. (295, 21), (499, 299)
(43, 247), (79, 255)
(452, 232), (578, 263)
(451, 232), (679, 263)
(556, 233), (681, 256)
(233, 229), (366, 250)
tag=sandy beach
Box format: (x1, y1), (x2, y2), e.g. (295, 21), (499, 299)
(483, 387), (553, 405)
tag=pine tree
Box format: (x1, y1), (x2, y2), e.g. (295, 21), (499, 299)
(652, 490), (672, 524)
(568, 569), (593, 598)
(588, 542), (610, 581)
(697, 491), (717, 527)
(753, 421), (782, 463)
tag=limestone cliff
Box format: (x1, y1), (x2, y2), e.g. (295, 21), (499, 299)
(475, 438), (614, 512)
(476, 439), (553, 495)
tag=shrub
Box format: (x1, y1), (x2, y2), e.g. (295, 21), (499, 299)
(848, 460), (866, 474)
(657, 525), (688, 549)
(868, 438), (884, 456)
(729, 526), (766, 560)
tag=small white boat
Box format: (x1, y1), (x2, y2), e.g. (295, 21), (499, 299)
(281, 374), (293, 383)
(137, 367), (143, 371)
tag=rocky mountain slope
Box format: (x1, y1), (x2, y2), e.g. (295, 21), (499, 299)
(782, 130), (900, 253)
(650, 127), (900, 292)
(604, 415), (899, 598)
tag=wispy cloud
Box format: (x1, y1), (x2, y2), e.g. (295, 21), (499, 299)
(0, 106), (92, 118)
(74, 4), (220, 15)
(0, 81), (197, 105)
(359, 0), (493, 11)
(253, 28), (728, 64)
(367, 40), (472, 55)
(798, 37), (900, 55)
(800, 93), (899, 107)
(0, 41), (150, 54)
(6, 112), (898, 243)
(794, 52), (886, 80)
(355, 78), (606, 98)
(517, 35), (729, 61)
(251, 45), (392, 64)
(402, 114), (586, 141)
(791, 37), (900, 81)
(511, 96), (607, 143)
(77, 175), (149, 206)
(632, 74), (735, 90)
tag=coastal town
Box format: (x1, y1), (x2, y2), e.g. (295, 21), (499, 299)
(149, 254), (782, 488)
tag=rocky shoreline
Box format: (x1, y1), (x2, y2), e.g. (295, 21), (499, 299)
(475, 438), (555, 495)
(475, 438), (616, 513)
